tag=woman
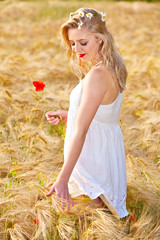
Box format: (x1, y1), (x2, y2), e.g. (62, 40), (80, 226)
(45, 8), (129, 219)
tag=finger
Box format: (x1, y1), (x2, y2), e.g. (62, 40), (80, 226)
(47, 117), (56, 122)
(49, 118), (60, 125)
(54, 200), (59, 210)
(54, 118), (60, 125)
(49, 120), (59, 125)
(54, 195), (60, 209)
(48, 117), (57, 120)
(47, 111), (58, 117)
(61, 197), (65, 211)
(45, 111), (55, 117)
(49, 117), (60, 122)
(45, 112), (53, 118)
(55, 195), (60, 203)
(46, 186), (55, 197)
(66, 198), (70, 212)
(69, 195), (74, 207)
(47, 115), (57, 120)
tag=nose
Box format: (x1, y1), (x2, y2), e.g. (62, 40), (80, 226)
(75, 43), (81, 53)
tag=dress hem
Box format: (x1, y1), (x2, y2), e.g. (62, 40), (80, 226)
(69, 178), (129, 219)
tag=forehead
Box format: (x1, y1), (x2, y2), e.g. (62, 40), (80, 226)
(68, 28), (93, 41)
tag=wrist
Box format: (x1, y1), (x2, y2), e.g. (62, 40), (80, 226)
(64, 116), (67, 123)
(57, 174), (69, 183)
(65, 111), (68, 122)
(62, 110), (68, 123)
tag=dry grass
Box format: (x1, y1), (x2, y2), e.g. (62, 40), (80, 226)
(0, 0), (160, 239)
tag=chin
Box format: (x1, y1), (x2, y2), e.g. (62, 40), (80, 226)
(80, 57), (89, 62)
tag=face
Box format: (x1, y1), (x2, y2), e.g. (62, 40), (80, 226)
(68, 28), (103, 64)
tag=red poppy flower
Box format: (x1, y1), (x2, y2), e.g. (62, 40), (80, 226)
(34, 219), (39, 224)
(129, 216), (136, 221)
(33, 80), (45, 91)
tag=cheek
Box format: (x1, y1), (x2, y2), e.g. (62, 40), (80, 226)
(85, 44), (92, 53)
(87, 41), (98, 53)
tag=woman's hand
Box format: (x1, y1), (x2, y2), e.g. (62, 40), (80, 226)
(46, 178), (74, 212)
(45, 109), (68, 125)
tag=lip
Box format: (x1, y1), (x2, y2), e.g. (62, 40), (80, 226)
(79, 53), (86, 58)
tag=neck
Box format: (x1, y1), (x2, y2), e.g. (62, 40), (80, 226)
(91, 55), (104, 68)
(91, 60), (103, 69)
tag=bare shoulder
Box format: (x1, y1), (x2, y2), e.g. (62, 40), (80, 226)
(83, 67), (114, 91)
(88, 67), (112, 81)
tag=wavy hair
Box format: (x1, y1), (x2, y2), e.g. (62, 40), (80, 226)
(60, 8), (127, 92)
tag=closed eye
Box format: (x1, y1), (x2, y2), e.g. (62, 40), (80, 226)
(71, 42), (87, 46)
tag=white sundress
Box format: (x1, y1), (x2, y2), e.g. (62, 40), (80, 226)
(64, 79), (129, 219)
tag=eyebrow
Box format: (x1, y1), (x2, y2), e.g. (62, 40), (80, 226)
(69, 39), (87, 42)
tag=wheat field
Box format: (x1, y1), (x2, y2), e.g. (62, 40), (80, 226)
(0, 0), (160, 239)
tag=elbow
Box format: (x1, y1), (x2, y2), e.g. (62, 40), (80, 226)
(73, 126), (88, 140)
(74, 118), (90, 139)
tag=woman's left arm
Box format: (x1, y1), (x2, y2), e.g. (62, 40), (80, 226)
(46, 68), (109, 211)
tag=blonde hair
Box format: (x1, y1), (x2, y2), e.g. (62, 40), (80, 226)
(60, 8), (127, 92)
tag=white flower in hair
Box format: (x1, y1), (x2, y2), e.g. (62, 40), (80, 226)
(69, 12), (74, 18)
(100, 11), (106, 22)
(77, 22), (83, 30)
(86, 13), (93, 19)
(78, 11), (84, 17)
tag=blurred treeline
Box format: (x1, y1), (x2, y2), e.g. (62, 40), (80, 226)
(2, 0), (160, 3)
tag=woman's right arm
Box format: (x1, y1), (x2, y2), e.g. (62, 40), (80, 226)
(45, 110), (68, 125)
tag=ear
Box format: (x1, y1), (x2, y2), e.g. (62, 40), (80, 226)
(99, 38), (103, 44)
(95, 36), (102, 44)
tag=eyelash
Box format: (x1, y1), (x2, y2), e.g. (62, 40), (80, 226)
(71, 43), (87, 47)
